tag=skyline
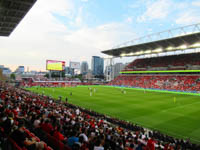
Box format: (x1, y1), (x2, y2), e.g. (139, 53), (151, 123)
(0, 0), (200, 71)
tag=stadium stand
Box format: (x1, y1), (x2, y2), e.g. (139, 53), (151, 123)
(124, 53), (200, 71)
(108, 75), (200, 92)
(0, 82), (200, 150)
(20, 80), (94, 87)
(20, 77), (95, 87)
(108, 52), (200, 93)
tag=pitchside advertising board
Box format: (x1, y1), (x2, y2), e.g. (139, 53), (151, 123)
(46, 60), (65, 71)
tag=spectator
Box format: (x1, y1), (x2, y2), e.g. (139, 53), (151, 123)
(53, 125), (65, 142)
(11, 120), (45, 150)
(67, 131), (79, 148)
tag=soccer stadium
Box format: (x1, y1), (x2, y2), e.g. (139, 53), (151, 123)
(1, 0), (200, 150)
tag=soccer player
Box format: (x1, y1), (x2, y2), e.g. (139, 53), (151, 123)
(121, 89), (123, 94)
(65, 97), (68, 103)
(174, 97), (176, 103)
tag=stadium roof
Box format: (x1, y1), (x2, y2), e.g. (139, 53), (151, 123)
(102, 23), (200, 57)
(0, 0), (37, 36)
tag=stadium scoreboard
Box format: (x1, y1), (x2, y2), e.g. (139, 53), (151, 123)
(46, 60), (65, 71)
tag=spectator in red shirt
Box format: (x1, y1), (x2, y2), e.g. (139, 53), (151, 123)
(41, 119), (53, 134)
(53, 125), (65, 141)
(147, 137), (155, 150)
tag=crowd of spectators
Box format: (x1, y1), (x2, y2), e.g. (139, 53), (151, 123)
(33, 76), (80, 82)
(109, 75), (200, 92)
(20, 80), (94, 88)
(0, 82), (199, 150)
(125, 53), (200, 71)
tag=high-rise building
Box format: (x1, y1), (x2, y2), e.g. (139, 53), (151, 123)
(104, 63), (125, 81)
(15, 66), (25, 74)
(0, 65), (12, 75)
(114, 63), (125, 77)
(65, 67), (74, 76)
(91, 56), (104, 76)
(2, 67), (12, 75)
(0, 65), (4, 69)
(81, 61), (88, 75)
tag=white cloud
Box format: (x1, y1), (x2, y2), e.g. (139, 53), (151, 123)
(81, 0), (88, 2)
(137, 0), (172, 22)
(64, 23), (136, 64)
(192, 1), (200, 7)
(69, 6), (85, 27)
(175, 10), (200, 25)
(37, 0), (74, 17)
(126, 17), (133, 23)
(0, 0), (73, 71)
(0, 0), (136, 71)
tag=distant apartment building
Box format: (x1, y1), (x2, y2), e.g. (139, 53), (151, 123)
(113, 63), (125, 77)
(105, 63), (125, 81)
(91, 56), (104, 76)
(15, 66), (25, 74)
(65, 66), (74, 76)
(81, 61), (89, 75)
(0, 65), (12, 75)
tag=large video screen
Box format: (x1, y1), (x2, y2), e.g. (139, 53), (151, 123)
(46, 60), (65, 71)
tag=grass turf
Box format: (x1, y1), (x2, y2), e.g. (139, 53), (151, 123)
(26, 86), (200, 144)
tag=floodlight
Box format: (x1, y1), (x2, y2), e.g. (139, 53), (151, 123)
(144, 50), (152, 54)
(178, 44), (187, 49)
(166, 46), (174, 51)
(153, 48), (163, 53)
(127, 52), (134, 56)
(192, 42), (200, 48)
(120, 53), (126, 57)
(104, 55), (113, 59)
(135, 51), (144, 55)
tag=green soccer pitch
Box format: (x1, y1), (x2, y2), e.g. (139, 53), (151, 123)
(26, 85), (200, 144)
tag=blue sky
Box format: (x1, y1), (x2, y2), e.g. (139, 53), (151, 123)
(0, 0), (200, 71)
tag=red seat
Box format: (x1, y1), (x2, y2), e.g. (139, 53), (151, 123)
(8, 137), (25, 150)
(47, 133), (71, 150)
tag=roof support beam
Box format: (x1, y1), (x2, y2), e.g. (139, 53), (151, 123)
(178, 37), (189, 45)
(5, 0), (36, 6)
(194, 34), (200, 42)
(0, 16), (22, 21)
(164, 39), (176, 47)
(0, 0), (37, 36)
(1, 7), (28, 14)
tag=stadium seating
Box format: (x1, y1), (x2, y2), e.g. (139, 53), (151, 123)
(46, 133), (70, 150)
(8, 137), (24, 150)
(109, 75), (200, 92)
(21, 78), (95, 87)
(124, 53), (200, 71)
